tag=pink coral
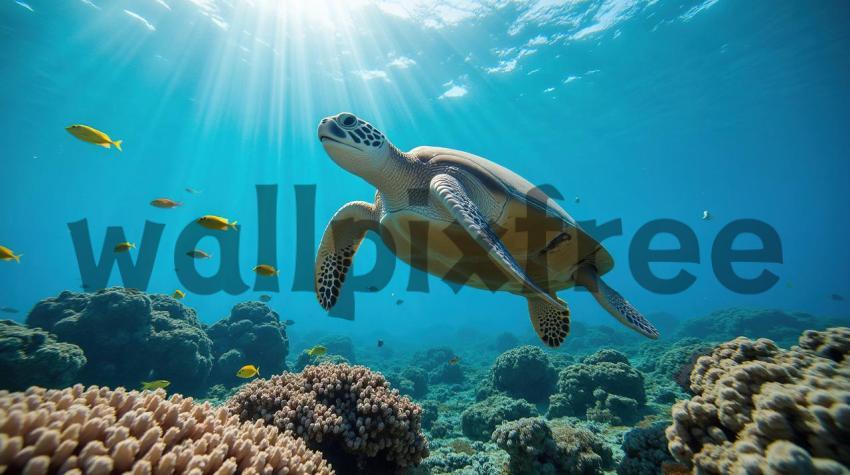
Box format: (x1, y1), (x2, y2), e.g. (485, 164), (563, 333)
(227, 364), (428, 471)
(0, 384), (333, 474)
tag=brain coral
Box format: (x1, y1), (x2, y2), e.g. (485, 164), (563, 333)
(491, 417), (613, 475)
(0, 320), (86, 391)
(226, 363), (428, 473)
(548, 349), (646, 425)
(26, 288), (214, 395)
(205, 301), (289, 386)
(665, 327), (850, 474)
(491, 345), (557, 403)
(0, 384), (332, 474)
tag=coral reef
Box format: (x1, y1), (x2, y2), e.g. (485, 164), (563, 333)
(492, 417), (614, 475)
(491, 345), (557, 403)
(411, 438), (505, 475)
(617, 421), (675, 475)
(318, 335), (356, 362)
(0, 320), (86, 391)
(205, 301), (288, 387)
(676, 307), (848, 345)
(26, 288), (214, 395)
(227, 363), (428, 473)
(460, 395), (537, 441)
(0, 384), (332, 474)
(430, 361), (465, 385)
(665, 327), (850, 474)
(548, 349), (646, 425)
(420, 400), (440, 431)
(412, 347), (456, 372)
(293, 352), (350, 373)
(401, 367), (430, 398)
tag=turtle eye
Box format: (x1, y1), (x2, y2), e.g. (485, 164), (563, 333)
(338, 113), (357, 128)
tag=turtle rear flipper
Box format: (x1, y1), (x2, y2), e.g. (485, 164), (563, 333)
(575, 265), (659, 339)
(528, 296), (571, 348)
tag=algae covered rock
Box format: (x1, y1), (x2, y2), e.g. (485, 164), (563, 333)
(206, 301), (288, 386)
(26, 287), (213, 395)
(461, 394), (538, 441)
(491, 345), (557, 403)
(548, 348), (645, 425)
(0, 320), (86, 391)
(492, 417), (614, 474)
(665, 327), (850, 474)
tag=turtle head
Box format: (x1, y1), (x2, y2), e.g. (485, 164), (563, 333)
(318, 112), (391, 180)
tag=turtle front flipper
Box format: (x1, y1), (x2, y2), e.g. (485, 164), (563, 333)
(430, 173), (565, 310)
(574, 265), (660, 339)
(315, 200), (378, 312)
(528, 296), (571, 348)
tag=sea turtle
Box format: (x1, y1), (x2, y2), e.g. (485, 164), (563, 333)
(314, 112), (659, 347)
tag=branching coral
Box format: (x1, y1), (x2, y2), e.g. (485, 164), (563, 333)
(0, 320), (86, 391)
(665, 327), (850, 474)
(0, 384), (332, 474)
(226, 363), (428, 473)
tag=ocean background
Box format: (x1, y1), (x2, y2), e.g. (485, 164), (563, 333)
(2, 0), (849, 348)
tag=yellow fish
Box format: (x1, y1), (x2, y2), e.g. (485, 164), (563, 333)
(114, 242), (136, 253)
(448, 356), (460, 365)
(253, 264), (280, 277)
(151, 198), (182, 209)
(236, 365), (260, 378)
(141, 380), (170, 390)
(172, 289), (185, 299)
(198, 215), (238, 231)
(66, 124), (123, 151)
(306, 345), (327, 357)
(0, 245), (22, 263)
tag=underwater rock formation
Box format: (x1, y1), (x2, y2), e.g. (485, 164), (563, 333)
(460, 394), (538, 441)
(390, 367), (429, 399)
(490, 345), (557, 403)
(676, 307), (848, 344)
(429, 360), (464, 385)
(0, 320), (86, 391)
(318, 335), (357, 362)
(26, 288), (214, 395)
(420, 400), (440, 431)
(548, 349), (646, 425)
(293, 352), (350, 373)
(0, 384), (332, 474)
(638, 338), (715, 401)
(226, 363), (428, 473)
(491, 417), (614, 475)
(665, 327), (850, 474)
(205, 301), (288, 387)
(554, 322), (642, 353)
(617, 421), (676, 475)
(411, 346), (456, 372)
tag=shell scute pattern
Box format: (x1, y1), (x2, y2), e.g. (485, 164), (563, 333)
(317, 244), (355, 310)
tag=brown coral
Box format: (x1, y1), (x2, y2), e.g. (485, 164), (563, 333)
(226, 363), (428, 473)
(665, 327), (850, 474)
(0, 384), (333, 474)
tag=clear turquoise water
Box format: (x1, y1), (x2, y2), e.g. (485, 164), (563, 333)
(1, 0), (849, 346)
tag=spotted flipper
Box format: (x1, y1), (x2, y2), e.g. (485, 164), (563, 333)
(430, 173), (565, 310)
(528, 296), (571, 347)
(315, 201), (378, 311)
(575, 265), (660, 339)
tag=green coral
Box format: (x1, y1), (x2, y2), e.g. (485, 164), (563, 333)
(461, 394), (538, 441)
(0, 320), (86, 391)
(492, 417), (614, 474)
(491, 345), (557, 403)
(548, 349), (646, 424)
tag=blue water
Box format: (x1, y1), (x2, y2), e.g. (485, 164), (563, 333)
(1, 0), (849, 347)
